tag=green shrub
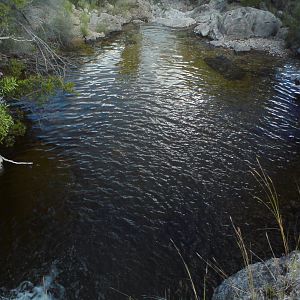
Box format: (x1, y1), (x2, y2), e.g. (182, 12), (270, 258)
(8, 59), (26, 79)
(0, 104), (14, 144)
(284, 3), (300, 49)
(0, 77), (18, 96)
(80, 12), (90, 36)
(51, 11), (75, 47)
(240, 0), (262, 8)
(109, 0), (138, 15)
(3, 119), (27, 147)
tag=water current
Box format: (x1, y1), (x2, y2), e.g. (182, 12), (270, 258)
(1, 24), (300, 299)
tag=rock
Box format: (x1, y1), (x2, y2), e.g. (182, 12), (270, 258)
(276, 10), (284, 17)
(204, 55), (246, 80)
(220, 7), (282, 39)
(232, 42), (251, 53)
(89, 12), (126, 33)
(213, 251), (300, 300)
(155, 8), (196, 28)
(85, 31), (105, 43)
(130, 0), (153, 22)
(209, 0), (227, 11)
(276, 27), (288, 40)
(295, 76), (300, 85)
(132, 19), (145, 25)
(194, 10), (222, 40)
(195, 22), (211, 37)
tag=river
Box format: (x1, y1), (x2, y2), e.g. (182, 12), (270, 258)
(0, 24), (300, 299)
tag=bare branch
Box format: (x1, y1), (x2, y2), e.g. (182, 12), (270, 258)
(0, 155), (33, 166)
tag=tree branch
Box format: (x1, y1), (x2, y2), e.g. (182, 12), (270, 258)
(0, 155), (33, 166)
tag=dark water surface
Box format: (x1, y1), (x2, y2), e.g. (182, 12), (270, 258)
(1, 24), (300, 299)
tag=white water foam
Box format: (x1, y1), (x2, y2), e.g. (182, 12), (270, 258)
(0, 267), (64, 300)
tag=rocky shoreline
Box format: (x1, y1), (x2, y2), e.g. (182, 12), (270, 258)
(152, 0), (291, 57)
(23, 0), (297, 58)
(212, 251), (300, 300)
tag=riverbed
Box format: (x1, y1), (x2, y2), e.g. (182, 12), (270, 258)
(0, 24), (300, 299)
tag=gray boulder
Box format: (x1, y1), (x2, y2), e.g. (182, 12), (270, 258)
(89, 12), (126, 33)
(194, 6), (282, 42)
(129, 0), (152, 22)
(85, 31), (105, 43)
(155, 8), (196, 28)
(220, 7), (282, 39)
(213, 251), (300, 300)
(194, 10), (222, 40)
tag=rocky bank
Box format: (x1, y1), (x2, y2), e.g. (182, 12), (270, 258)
(22, 0), (299, 57)
(213, 251), (300, 300)
(153, 0), (290, 56)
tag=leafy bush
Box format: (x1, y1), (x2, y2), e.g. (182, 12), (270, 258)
(3, 119), (27, 147)
(69, 0), (106, 8)
(0, 77), (18, 96)
(80, 12), (90, 36)
(0, 104), (14, 144)
(8, 59), (26, 79)
(240, 0), (262, 8)
(284, 2), (300, 50)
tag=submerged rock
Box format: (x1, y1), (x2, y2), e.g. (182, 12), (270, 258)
(213, 251), (300, 300)
(204, 55), (245, 80)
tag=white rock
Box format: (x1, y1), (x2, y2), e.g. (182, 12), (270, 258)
(85, 31), (105, 43)
(194, 23), (210, 37)
(155, 8), (196, 28)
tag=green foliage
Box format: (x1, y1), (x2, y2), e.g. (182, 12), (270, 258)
(3, 119), (26, 147)
(63, 0), (74, 13)
(8, 59), (26, 79)
(0, 0), (29, 27)
(0, 77), (18, 96)
(0, 104), (14, 144)
(0, 57), (74, 146)
(80, 12), (90, 36)
(69, 0), (106, 8)
(109, 0), (138, 15)
(10, 75), (74, 103)
(240, 0), (261, 8)
(284, 3), (300, 49)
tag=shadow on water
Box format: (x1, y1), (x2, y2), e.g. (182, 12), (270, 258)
(0, 24), (300, 299)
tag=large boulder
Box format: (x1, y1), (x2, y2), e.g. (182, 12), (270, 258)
(213, 251), (300, 300)
(194, 10), (222, 39)
(89, 12), (126, 33)
(220, 7), (282, 39)
(155, 8), (196, 28)
(129, 0), (153, 21)
(194, 6), (282, 42)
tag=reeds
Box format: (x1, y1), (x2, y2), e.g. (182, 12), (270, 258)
(251, 158), (289, 255)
